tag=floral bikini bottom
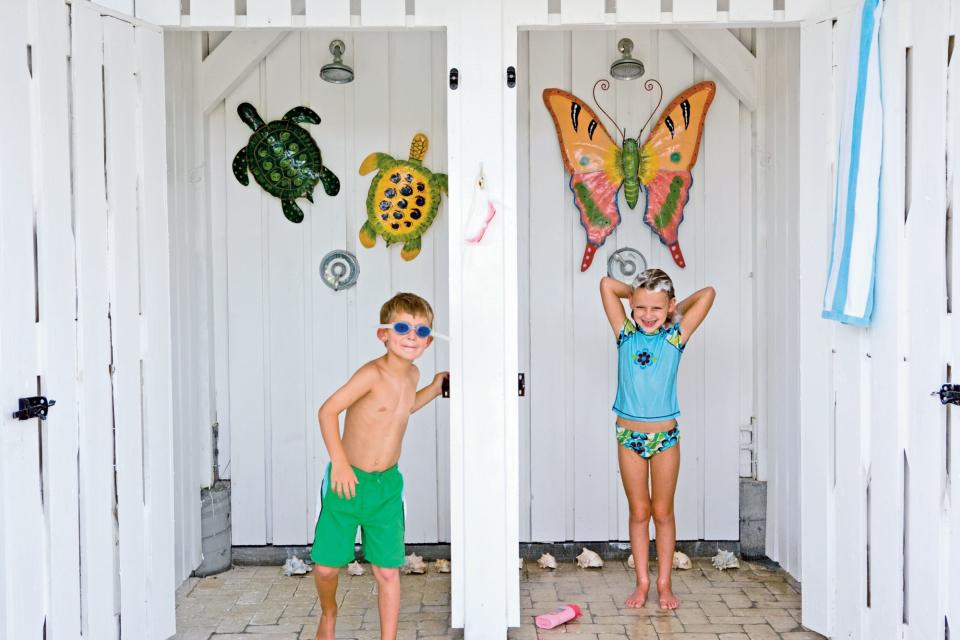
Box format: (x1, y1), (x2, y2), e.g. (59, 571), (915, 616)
(615, 424), (680, 459)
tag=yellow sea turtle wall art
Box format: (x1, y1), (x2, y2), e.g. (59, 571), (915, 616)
(358, 133), (447, 261)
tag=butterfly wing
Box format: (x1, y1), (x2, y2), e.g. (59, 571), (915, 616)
(639, 81), (716, 268)
(543, 88), (624, 271)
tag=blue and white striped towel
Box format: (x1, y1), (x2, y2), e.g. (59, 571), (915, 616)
(822, 0), (883, 326)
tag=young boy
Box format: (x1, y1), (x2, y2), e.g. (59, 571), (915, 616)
(311, 292), (448, 640)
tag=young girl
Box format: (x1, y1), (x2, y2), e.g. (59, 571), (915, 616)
(599, 269), (715, 610)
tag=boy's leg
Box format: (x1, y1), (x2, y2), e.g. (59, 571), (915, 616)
(313, 565), (340, 640)
(371, 565), (401, 640)
(618, 444), (652, 608)
(650, 443), (681, 609)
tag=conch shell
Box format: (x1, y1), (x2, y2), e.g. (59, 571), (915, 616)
(347, 561), (364, 576)
(575, 547), (603, 569)
(537, 553), (557, 569)
(401, 552), (427, 574)
(433, 559), (451, 573)
(673, 551), (692, 570)
(711, 549), (739, 571)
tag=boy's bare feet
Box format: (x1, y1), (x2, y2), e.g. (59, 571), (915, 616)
(657, 578), (680, 609)
(625, 576), (649, 608)
(315, 612), (336, 640)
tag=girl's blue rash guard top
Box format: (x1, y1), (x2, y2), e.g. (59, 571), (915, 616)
(613, 319), (684, 422)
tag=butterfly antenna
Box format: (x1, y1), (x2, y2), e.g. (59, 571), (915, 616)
(592, 79), (626, 142)
(637, 78), (663, 142)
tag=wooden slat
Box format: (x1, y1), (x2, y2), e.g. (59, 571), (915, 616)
(672, 0), (718, 22)
(95, 0), (134, 16)
(560, 0), (605, 24)
(729, 0), (774, 21)
(304, 30), (350, 540)
(225, 68), (269, 544)
(247, 0), (293, 26)
(702, 80), (741, 540)
(209, 102), (232, 480)
(201, 31), (288, 113)
(904, 1), (949, 636)
(785, 0), (828, 22)
(71, 5), (120, 637)
(187, 0), (235, 27)
(359, 0), (405, 27)
(136, 24), (177, 639)
(616, 0), (661, 23)
(0, 1), (45, 637)
(389, 31), (442, 543)
(31, 0), (82, 636)
(305, 0), (350, 26)
(103, 16), (148, 634)
(866, 0), (908, 634)
(569, 29), (615, 542)
(947, 0), (960, 633)
(526, 30), (572, 542)
(135, 0), (179, 25)
(263, 32), (308, 545)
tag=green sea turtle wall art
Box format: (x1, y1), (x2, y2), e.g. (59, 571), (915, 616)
(358, 133), (447, 261)
(232, 102), (340, 223)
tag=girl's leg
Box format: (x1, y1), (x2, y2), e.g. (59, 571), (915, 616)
(649, 442), (681, 609)
(618, 444), (652, 608)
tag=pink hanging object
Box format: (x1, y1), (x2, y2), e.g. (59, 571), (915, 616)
(534, 604), (582, 630)
(463, 170), (497, 243)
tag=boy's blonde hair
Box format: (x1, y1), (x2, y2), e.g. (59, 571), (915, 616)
(380, 292), (434, 326)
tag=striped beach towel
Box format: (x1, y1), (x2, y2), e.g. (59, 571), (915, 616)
(822, 0), (884, 326)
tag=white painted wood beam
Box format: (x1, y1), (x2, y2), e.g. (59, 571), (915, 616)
(200, 31), (288, 113)
(674, 28), (758, 111)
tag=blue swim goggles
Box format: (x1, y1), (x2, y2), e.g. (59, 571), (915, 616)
(378, 321), (449, 341)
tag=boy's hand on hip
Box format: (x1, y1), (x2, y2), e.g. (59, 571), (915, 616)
(331, 463), (359, 499)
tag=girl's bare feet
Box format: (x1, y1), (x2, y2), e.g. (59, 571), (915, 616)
(315, 612), (336, 640)
(625, 576), (649, 608)
(657, 578), (680, 609)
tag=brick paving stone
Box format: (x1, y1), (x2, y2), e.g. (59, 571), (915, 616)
(175, 560), (827, 640)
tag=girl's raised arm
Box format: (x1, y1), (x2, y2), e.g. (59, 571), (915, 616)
(678, 286), (716, 342)
(600, 276), (632, 339)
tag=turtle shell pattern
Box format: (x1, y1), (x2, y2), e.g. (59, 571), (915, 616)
(246, 121), (322, 199)
(359, 133), (447, 261)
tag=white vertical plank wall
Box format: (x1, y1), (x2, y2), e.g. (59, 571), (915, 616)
(520, 29), (751, 543)
(0, 1), (177, 638)
(205, 31), (451, 546)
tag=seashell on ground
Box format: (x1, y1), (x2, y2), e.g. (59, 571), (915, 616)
(282, 556), (309, 576)
(673, 551), (692, 570)
(347, 561), (364, 576)
(433, 559), (451, 573)
(575, 547), (603, 569)
(711, 549), (740, 571)
(537, 553), (557, 569)
(401, 552), (427, 574)
(627, 553), (635, 569)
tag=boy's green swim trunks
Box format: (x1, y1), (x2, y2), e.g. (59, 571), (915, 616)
(311, 463), (405, 568)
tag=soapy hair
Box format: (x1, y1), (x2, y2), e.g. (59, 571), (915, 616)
(632, 268), (680, 324)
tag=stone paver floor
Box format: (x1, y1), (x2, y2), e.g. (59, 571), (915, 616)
(174, 557), (826, 639)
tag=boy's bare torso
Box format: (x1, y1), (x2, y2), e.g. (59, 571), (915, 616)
(341, 356), (419, 472)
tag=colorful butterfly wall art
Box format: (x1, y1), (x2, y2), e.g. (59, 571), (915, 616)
(542, 80), (716, 270)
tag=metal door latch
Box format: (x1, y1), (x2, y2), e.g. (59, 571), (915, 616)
(935, 384), (960, 406)
(518, 373), (526, 397)
(449, 67), (459, 90)
(441, 376), (450, 398)
(506, 66), (516, 88)
(12, 396), (56, 421)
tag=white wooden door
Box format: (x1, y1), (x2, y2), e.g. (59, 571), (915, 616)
(0, 2), (175, 638)
(518, 28), (752, 543)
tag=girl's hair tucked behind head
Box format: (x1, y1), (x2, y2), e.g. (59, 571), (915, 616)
(632, 268), (680, 323)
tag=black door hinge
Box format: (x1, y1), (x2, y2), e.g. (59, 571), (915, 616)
(12, 396), (56, 421)
(518, 373), (526, 397)
(935, 384), (960, 406)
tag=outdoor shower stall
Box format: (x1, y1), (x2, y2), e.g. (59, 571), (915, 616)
(1, 1), (958, 639)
